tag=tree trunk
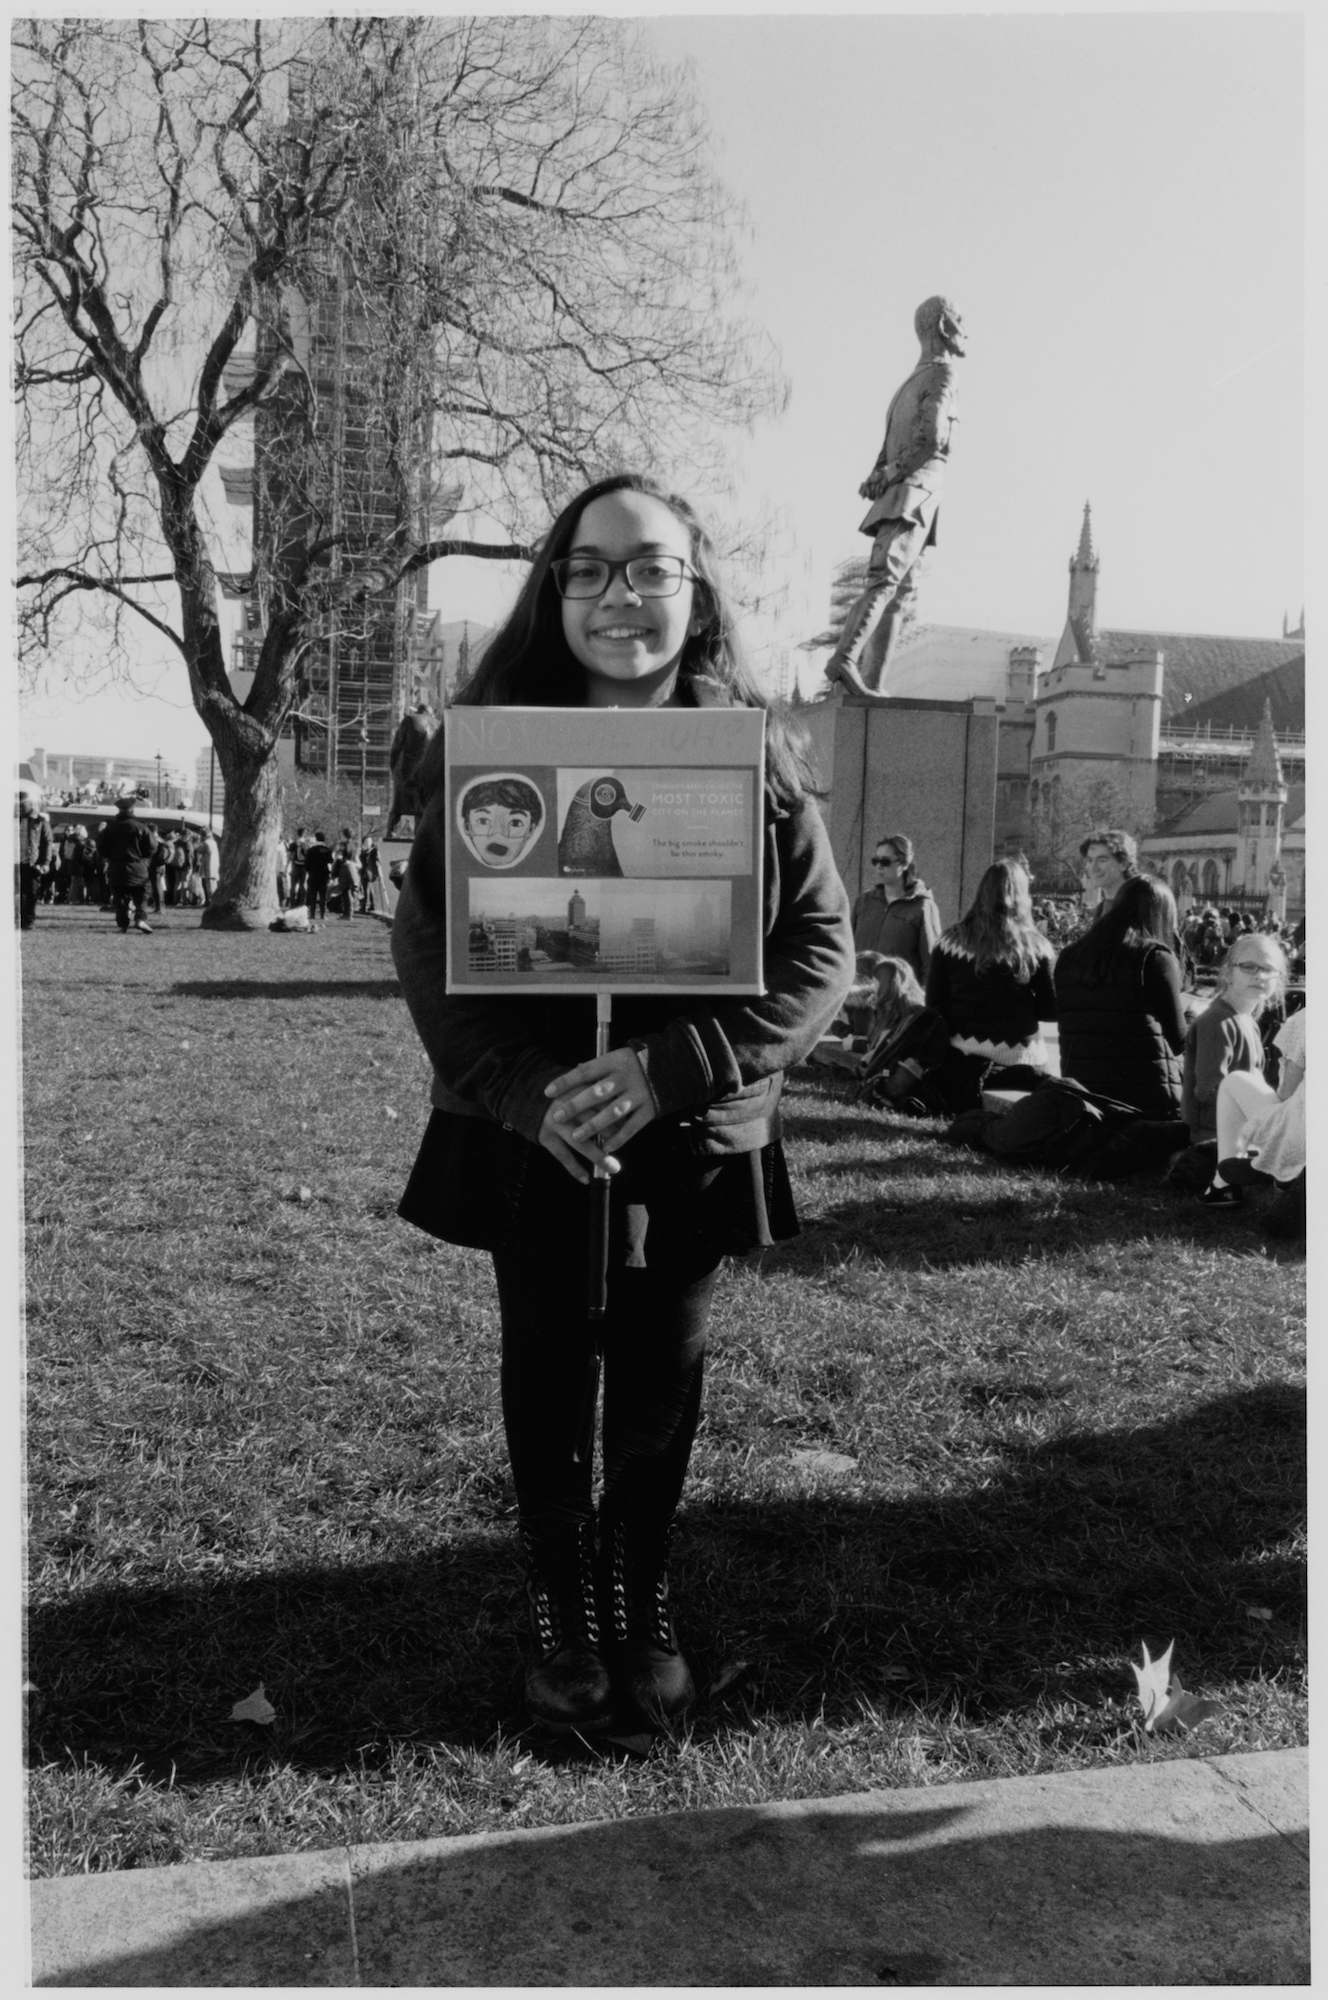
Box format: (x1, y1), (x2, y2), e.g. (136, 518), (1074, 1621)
(200, 706), (285, 931)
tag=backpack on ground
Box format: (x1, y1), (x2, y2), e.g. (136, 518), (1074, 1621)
(945, 1076), (1186, 1177)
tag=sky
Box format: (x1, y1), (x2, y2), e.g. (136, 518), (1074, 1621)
(11, 6), (1306, 775)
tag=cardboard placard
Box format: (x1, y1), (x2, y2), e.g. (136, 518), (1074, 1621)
(444, 707), (766, 994)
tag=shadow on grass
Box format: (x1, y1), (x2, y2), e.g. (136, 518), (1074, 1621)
(27, 1384), (1303, 1783)
(770, 1176), (1288, 1271)
(170, 978), (401, 1001)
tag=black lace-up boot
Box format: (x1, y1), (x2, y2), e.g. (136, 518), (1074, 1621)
(602, 1515), (696, 1726)
(521, 1519), (613, 1734)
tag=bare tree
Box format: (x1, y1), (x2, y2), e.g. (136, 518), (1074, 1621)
(1028, 771), (1155, 889)
(13, 17), (783, 925)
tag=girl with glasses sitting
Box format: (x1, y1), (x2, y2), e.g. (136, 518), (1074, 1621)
(1170, 933), (1286, 1193)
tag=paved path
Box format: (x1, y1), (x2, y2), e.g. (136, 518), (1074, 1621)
(30, 1747), (1307, 1986)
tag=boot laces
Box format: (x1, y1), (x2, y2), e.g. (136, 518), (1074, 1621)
(525, 1523), (600, 1657)
(608, 1520), (674, 1649)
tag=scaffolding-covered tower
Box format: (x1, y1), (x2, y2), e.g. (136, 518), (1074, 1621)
(246, 59), (443, 792)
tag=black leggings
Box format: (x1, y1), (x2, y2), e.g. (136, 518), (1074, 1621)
(490, 1136), (726, 1543)
(493, 1250), (716, 1541)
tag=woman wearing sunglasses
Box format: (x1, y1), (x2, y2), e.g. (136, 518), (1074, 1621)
(850, 832), (942, 984)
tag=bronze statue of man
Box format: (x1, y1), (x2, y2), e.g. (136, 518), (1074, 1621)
(824, 296), (967, 699)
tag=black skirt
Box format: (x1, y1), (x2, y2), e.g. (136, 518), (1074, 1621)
(398, 1108), (799, 1268)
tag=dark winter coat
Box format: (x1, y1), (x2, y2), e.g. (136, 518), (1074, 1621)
(97, 813), (157, 888)
(1053, 936), (1187, 1117)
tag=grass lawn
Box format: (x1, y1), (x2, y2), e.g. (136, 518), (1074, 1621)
(21, 904), (1305, 1876)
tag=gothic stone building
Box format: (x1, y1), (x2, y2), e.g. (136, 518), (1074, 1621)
(809, 506), (1305, 913)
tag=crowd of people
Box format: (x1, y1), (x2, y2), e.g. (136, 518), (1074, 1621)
(822, 825), (1306, 1239)
(14, 798), (388, 928)
(16, 795), (219, 929)
(279, 827), (384, 919)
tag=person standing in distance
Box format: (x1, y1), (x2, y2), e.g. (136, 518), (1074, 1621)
(16, 792), (52, 930)
(98, 793), (157, 934)
(851, 833), (942, 983)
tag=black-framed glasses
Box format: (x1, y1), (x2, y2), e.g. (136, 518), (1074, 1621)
(871, 854), (901, 868)
(551, 555), (695, 600)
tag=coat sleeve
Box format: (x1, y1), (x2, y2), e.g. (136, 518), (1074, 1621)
(392, 788), (855, 1139)
(916, 896), (943, 984)
(924, 940), (950, 1015)
(628, 797), (855, 1119)
(1191, 1009), (1241, 1109)
(1143, 948), (1188, 1054)
(1031, 954), (1058, 1021)
(390, 793), (569, 1141)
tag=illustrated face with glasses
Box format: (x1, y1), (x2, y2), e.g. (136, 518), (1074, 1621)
(555, 490), (703, 710)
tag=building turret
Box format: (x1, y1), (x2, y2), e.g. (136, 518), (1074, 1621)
(1066, 503), (1099, 657)
(1005, 645), (1041, 704)
(1236, 698), (1287, 896)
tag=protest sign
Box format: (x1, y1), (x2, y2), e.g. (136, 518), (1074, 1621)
(444, 707), (766, 994)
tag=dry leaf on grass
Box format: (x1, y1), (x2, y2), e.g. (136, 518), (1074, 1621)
(1131, 1641), (1220, 1735)
(230, 1685), (276, 1726)
(789, 1449), (858, 1476)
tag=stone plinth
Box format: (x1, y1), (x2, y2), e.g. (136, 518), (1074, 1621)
(800, 694), (999, 930)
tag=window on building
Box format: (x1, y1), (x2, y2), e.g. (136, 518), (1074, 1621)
(1045, 711), (1057, 754)
(1202, 859), (1220, 898)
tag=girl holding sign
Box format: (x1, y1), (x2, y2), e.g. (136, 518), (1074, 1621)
(393, 474), (853, 1736)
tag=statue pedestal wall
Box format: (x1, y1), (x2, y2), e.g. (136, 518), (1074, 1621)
(800, 694), (999, 931)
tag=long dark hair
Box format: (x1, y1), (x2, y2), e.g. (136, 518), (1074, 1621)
(418, 472), (821, 808)
(946, 860), (1050, 981)
(1063, 874), (1179, 985)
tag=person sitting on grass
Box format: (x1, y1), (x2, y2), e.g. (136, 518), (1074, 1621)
(1171, 934), (1286, 1190)
(1204, 1001), (1305, 1232)
(1053, 875), (1187, 1119)
(856, 955), (953, 1111)
(922, 858), (1057, 1114)
(810, 951), (890, 1072)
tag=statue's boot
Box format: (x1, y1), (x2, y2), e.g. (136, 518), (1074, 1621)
(824, 589), (901, 700)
